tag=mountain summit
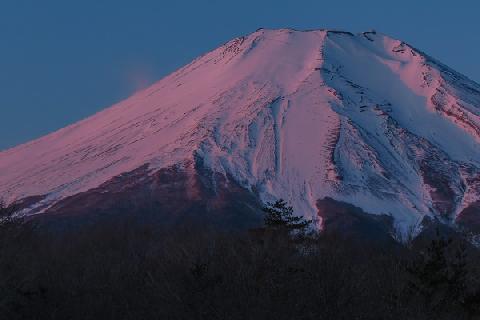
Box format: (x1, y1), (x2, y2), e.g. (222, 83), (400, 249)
(1, 29), (479, 237)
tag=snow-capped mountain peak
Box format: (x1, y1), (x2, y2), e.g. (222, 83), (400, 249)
(1, 28), (479, 237)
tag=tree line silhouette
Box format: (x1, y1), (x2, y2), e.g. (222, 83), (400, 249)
(1, 199), (480, 319)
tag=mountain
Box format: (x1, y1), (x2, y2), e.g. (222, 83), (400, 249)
(1, 29), (479, 238)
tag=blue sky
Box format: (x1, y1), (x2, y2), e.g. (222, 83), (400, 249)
(1, 0), (479, 150)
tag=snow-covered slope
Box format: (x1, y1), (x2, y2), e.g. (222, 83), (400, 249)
(1, 29), (479, 237)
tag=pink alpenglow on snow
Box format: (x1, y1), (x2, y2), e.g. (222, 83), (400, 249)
(0, 29), (479, 238)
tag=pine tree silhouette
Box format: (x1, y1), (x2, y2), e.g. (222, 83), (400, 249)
(406, 229), (475, 317)
(263, 199), (312, 235)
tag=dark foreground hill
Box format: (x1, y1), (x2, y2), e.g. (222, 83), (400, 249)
(1, 204), (480, 320)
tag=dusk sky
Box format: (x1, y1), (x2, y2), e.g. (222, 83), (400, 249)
(1, 0), (479, 150)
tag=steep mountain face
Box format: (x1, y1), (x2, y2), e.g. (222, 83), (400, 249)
(1, 29), (479, 238)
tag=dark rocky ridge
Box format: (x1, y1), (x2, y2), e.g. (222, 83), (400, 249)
(30, 160), (263, 231)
